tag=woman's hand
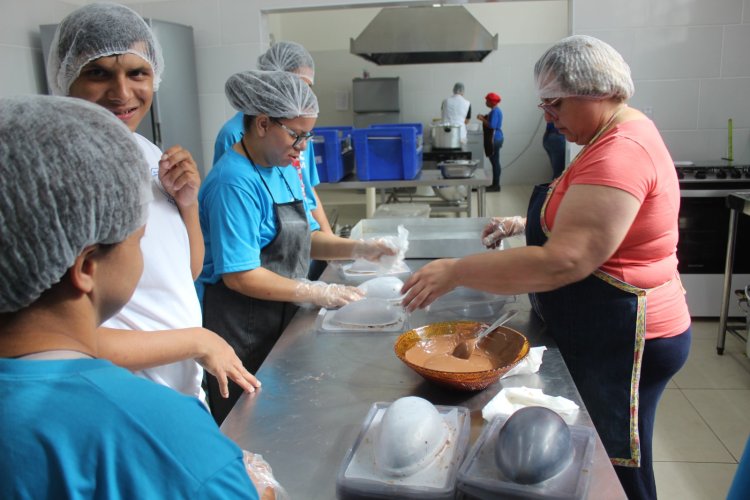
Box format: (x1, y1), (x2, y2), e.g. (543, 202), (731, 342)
(482, 216), (526, 248)
(195, 328), (261, 398)
(242, 451), (288, 500)
(401, 258), (459, 312)
(159, 145), (201, 209)
(351, 238), (398, 261)
(295, 279), (365, 308)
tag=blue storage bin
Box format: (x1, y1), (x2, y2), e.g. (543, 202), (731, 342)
(352, 126), (423, 181)
(369, 123), (424, 167)
(312, 126), (354, 183)
(369, 122), (424, 137)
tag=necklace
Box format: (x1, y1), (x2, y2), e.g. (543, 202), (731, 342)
(570, 105), (626, 165)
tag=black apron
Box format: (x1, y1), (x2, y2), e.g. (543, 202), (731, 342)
(482, 123), (494, 157)
(203, 143), (311, 423)
(526, 173), (673, 467)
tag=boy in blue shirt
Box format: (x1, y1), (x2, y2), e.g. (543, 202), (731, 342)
(0, 95), (258, 500)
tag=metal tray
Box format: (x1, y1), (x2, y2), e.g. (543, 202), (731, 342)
(349, 217), (491, 258)
(439, 159), (480, 179)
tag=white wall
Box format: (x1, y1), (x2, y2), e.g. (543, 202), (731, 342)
(270, 2), (569, 185)
(573, 0), (750, 163)
(2, 0), (749, 174)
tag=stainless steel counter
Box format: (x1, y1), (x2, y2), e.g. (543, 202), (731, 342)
(316, 169), (491, 218)
(221, 261), (626, 499)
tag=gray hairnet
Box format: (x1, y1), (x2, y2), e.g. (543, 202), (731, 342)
(0, 95), (151, 313)
(257, 41), (315, 84)
(225, 70), (319, 119)
(534, 35), (634, 100)
(46, 3), (164, 96)
(453, 82), (465, 94)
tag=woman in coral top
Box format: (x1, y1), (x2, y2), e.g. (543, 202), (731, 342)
(402, 35), (691, 500)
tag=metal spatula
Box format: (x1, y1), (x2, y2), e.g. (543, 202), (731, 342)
(451, 309), (519, 360)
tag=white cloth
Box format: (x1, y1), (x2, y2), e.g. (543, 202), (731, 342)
(501, 346), (547, 379)
(102, 134), (205, 404)
(482, 387), (580, 423)
(441, 94), (471, 143)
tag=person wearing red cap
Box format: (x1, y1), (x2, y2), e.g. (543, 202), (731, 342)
(477, 92), (504, 191)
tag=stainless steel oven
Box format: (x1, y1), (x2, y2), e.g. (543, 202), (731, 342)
(677, 162), (750, 316)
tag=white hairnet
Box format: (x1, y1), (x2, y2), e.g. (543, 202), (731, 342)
(534, 35), (634, 100)
(225, 70), (319, 119)
(257, 41), (315, 84)
(453, 82), (465, 94)
(0, 95), (151, 313)
(46, 3), (164, 96)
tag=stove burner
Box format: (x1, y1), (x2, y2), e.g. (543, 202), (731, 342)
(675, 163), (750, 184)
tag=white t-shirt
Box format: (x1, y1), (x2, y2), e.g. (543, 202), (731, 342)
(441, 94), (471, 143)
(102, 133), (205, 404)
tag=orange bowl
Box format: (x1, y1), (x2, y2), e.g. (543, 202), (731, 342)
(394, 320), (530, 391)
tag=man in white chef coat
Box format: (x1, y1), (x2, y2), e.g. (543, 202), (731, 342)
(441, 82), (472, 144)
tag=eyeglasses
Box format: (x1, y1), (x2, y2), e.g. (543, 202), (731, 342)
(271, 118), (314, 148)
(537, 97), (563, 119)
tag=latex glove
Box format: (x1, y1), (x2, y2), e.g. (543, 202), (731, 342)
(351, 238), (398, 262)
(243, 451), (289, 500)
(481, 216), (526, 249)
(295, 279), (365, 309)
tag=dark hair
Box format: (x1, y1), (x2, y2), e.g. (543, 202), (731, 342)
(242, 115), (255, 134)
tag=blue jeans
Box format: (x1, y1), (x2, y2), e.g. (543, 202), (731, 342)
(543, 130), (566, 179)
(489, 138), (503, 187)
(614, 327), (692, 500)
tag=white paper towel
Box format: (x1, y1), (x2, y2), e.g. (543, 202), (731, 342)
(482, 387), (579, 422)
(501, 346), (547, 379)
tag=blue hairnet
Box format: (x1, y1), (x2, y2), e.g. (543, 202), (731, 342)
(257, 41), (315, 84)
(47, 3), (164, 96)
(225, 70), (319, 119)
(534, 35), (634, 100)
(0, 95), (151, 313)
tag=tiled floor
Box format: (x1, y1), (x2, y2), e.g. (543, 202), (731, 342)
(322, 183), (750, 498)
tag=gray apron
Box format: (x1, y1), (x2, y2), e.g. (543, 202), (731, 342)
(203, 141), (311, 423)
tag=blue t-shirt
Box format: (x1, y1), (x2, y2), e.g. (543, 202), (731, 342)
(488, 106), (504, 142)
(213, 112), (319, 211)
(0, 358), (257, 500)
(197, 148), (321, 300)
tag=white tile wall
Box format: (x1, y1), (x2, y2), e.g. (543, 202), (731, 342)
(661, 128), (750, 162)
(648, 0), (743, 27)
(699, 77), (750, 128)
(630, 26), (724, 80)
(722, 24), (750, 77)
(198, 92), (228, 166)
(134, 0), (222, 48)
(217, 0), (263, 46)
(628, 79), (700, 129)
(0, 0), (73, 97)
(0, 45), (45, 96)
(575, 0), (750, 162)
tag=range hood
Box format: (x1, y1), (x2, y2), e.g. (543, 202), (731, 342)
(350, 6), (498, 65)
